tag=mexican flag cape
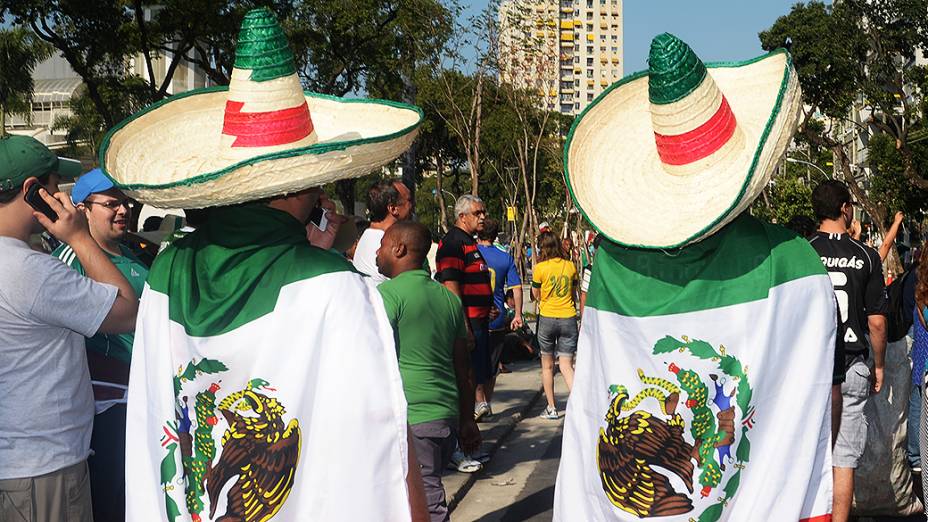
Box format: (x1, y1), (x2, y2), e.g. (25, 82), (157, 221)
(125, 206), (411, 522)
(555, 215), (835, 522)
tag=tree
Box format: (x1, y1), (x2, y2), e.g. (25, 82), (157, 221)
(759, 0), (928, 274)
(0, 27), (52, 136)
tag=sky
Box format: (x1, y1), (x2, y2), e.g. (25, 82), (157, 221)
(463, 0), (829, 75)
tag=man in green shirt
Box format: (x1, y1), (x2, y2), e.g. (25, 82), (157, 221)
(51, 168), (148, 522)
(376, 221), (480, 522)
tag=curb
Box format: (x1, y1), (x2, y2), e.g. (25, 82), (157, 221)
(446, 386), (544, 513)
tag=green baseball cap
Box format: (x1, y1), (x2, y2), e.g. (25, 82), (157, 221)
(0, 135), (83, 191)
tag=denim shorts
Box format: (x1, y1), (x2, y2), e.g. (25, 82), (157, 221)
(834, 357), (870, 468)
(537, 316), (579, 358)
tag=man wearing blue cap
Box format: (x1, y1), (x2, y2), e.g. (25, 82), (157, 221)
(0, 135), (139, 521)
(52, 167), (148, 522)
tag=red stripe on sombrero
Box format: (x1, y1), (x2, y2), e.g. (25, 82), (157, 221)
(799, 515), (831, 522)
(222, 100), (314, 147)
(653, 96), (737, 166)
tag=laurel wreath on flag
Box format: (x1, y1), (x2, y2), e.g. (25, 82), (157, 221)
(652, 335), (755, 522)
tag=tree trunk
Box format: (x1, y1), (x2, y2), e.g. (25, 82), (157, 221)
(336, 179), (356, 217)
(471, 73), (483, 196)
(435, 154), (448, 233)
(0, 104), (6, 138)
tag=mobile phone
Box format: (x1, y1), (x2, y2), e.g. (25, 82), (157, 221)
(308, 206), (328, 232)
(24, 183), (58, 223)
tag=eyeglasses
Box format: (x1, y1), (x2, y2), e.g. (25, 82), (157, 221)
(85, 198), (136, 210)
(470, 209), (487, 217)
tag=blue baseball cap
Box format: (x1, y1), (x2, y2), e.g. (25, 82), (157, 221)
(71, 168), (115, 204)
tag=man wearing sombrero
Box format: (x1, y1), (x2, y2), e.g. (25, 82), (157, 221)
(554, 34), (836, 521)
(106, 8), (428, 521)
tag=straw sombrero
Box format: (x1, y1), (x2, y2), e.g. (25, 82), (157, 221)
(100, 8), (423, 209)
(565, 33), (802, 249)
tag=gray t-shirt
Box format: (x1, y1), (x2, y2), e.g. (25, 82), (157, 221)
(0, 236), (117, 479)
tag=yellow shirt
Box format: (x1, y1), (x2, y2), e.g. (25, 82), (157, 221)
(532, 258), (577, 318)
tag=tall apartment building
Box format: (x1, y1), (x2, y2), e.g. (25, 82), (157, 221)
(499, 0), (623, 116)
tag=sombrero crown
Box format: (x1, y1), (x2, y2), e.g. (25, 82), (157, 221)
(565, 33), (802, 249)
(100, 7), (423, 209)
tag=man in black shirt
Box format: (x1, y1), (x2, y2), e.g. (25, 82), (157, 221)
(809, 180), (887, 522)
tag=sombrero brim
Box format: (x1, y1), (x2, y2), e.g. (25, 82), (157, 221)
(100, 86), (423, 209)
(565, 49), (802, 249)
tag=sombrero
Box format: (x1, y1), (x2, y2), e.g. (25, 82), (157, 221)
(100, 7), (423, 209)
(565, 33), (802, 249)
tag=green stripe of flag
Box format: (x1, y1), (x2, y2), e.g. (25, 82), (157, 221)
(586, 214), (826, 317)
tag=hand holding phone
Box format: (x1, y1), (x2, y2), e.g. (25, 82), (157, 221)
(26, 183), (92, 245)
(308, 205), (328, 232)
(24, 182), (58, 222)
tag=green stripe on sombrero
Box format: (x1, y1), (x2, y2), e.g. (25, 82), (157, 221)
(586, 214), (825, 317)
(147, 205), (357, 337)
(648, 33), (708, 105)
(233, 7), (296, 82)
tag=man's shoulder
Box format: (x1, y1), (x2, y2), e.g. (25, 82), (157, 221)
(50, 242), (84, 271)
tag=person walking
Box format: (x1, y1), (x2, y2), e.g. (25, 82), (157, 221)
(376, 221), (482, 522)
(107, 8), (429, 520)
(51, 168), (149, 522)
(809, 180), (888, 522)
(0, 135), (139, 522)
(532, 230), (579, 419)
(476, 218), (524, 409)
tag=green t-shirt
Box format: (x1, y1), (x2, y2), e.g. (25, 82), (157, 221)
(52, 242), (149, 364)
(378, 269), (466, 425)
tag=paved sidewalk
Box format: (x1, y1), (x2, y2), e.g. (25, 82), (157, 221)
(444, 359), (544, 511)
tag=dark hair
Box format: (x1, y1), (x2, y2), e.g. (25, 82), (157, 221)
(366, 179), (402, 222)
(0, 173), (50, 205)
(785, 215), (817, 239)
(390, 221), (432, 265)
(537, 231), (566, 261)
(477, 218), (500, 241)
(142, 216), (163, 232)
(812, 180), (851, 221)
(184, 208), (209, 227)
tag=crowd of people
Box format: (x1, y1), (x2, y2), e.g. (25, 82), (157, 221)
(5, 8), (928, 522)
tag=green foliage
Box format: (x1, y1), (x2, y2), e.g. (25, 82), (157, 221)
(0, 27), (52, 133)
(868, 133), (928, 221)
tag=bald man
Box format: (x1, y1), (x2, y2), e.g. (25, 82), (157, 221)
(376, 222), (480, 522)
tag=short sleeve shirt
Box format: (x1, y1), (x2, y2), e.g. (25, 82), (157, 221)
(810, 231), (888, 363)
(52, 241), (148, 364)
(532, 258), (578, 318)
(477, 244), (522, 331)
(435, 226), (492, 319)
(353, 228), (388, 284)
(379, 270), (466, 425)
(0, 236), (117, 479)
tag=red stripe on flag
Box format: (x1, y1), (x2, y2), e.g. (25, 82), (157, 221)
(654, 96), (737, 166)
(222, 100), (314, 147)
(799, 515), (831, 522)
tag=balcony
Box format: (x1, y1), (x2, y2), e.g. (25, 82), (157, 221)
(560, 32), (575, 41)
(560, 40), (574, 47)
(562, 88), (575, 95)
(586, 34), (594, 41)
(611, 56), (619, 64)
(560, 20), (573, 29)
(561, 7), (573, 13)
(600, 21), (608, 29)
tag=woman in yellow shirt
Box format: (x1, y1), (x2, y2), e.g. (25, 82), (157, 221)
(531, 231), (578, 419)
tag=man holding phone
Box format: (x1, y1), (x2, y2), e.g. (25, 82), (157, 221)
(0, 135), (139, 521)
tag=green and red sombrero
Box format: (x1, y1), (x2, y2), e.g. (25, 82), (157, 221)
(565, 33), (802, 249)
(100, 7), (423, 209)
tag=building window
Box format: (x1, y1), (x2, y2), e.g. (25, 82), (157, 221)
(587, 45), (593, 53)
(587, 0), (593, 7)
(612, 46), (618, 53)
(574, 55), (580, 63)
(586, 12), (592, 20)
(612, 35), (618, 41)
(587, 93), (594, 101)
(586, 23), (592, 30)
(587, 57), (593, 66)
(586, 69), (593, 78)
(574, 79), (580, 87)
(575, 102), (580, 110)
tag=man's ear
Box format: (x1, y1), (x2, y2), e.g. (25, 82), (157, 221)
(394, 242), (408, 258)
(21, 176), (39, 194)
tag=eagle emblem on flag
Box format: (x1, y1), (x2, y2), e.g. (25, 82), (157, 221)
(598, 336), (754, 521)
(159, 358), (301, 522)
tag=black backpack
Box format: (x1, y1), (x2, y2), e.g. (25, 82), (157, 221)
(887, 268), (915, 342)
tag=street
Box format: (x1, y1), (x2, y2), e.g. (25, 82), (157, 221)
(443, 360), (568, 522)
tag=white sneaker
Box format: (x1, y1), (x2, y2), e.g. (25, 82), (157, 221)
(448, 450), (482, 473)
(474, 402), (492, 421)
(540, 406), (559, 420)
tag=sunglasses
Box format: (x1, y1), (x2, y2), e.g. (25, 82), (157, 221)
(85, 198), (136, 210)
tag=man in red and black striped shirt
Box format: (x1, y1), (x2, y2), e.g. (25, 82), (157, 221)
(436, 195), (495, 421)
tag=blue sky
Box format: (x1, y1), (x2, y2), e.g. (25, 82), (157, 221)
(463, 1), (827, 74)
